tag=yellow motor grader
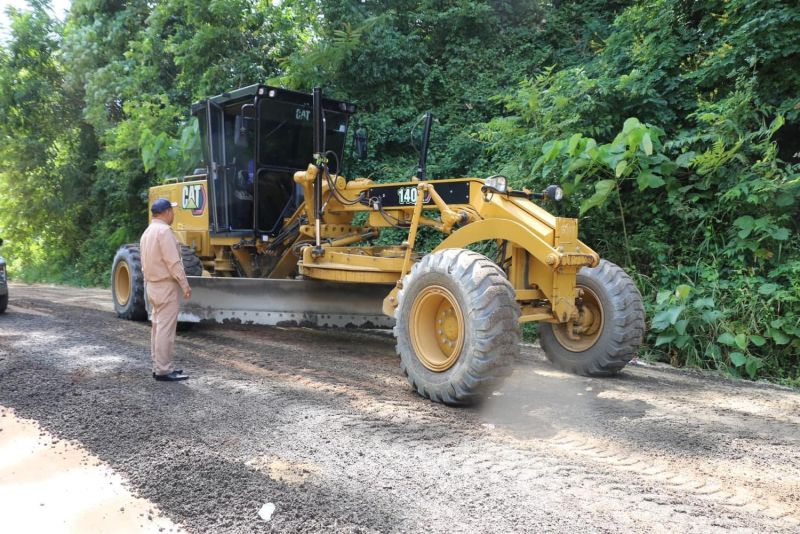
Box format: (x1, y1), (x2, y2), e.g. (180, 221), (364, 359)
(111, 84), (645, 405)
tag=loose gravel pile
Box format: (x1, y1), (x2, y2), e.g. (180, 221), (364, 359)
(1, 283), (798, 533)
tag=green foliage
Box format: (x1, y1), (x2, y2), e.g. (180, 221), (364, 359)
(480, 0), (800, 382)
(0, 0), (798, 383)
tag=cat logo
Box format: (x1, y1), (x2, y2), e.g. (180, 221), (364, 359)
(181, 184), (206, 216)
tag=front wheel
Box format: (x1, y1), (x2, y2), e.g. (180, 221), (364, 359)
(0, 293), (7, 314)
(539, 259), (645, 376)
(395, 249), (520, 405)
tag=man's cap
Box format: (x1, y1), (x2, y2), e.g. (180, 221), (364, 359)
(151, 198), (178, 214)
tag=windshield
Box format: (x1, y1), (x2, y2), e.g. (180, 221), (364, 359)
(257, 99), (348, 172)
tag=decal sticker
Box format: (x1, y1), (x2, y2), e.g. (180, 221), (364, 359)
(181, 184), (206, 216)
(396, 186), (431, 206)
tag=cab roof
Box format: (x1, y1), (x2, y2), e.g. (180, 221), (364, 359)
(190, 84), (357, 115)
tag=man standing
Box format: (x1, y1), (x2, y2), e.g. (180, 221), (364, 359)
(140, 198), (192, 382)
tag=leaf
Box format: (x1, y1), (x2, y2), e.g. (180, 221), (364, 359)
(636, 171), (664, 191)
(625, 129), (644, 154)
(769, 328), (791, 345)
(141, 148), (152, 171)
(749, 335), (766, 347)
(675, 335), (692, 349)
(734, 333), (748, 350)
(675, 151), (695, 168)
(729, 352), (747, 367)
(579, 179), (616, 214)
(675, 319), (689, 335)
(567, 133), (582, 156)
(745, 356), (764, 378)
(758, 283), (779, 295)
(770, 228), (790, 241)
(652, 306), (684, 330)
(692, 297), (715, 309)
(655, 333), (676, 346)
(566, 157), (591, 173)
(656, 290), (672, 305)
(675, 284), (692, 300)
(622, 117), (641, 134)
(543, 140), (563, 161)
(701, 310), (724, 323)
(733, 215), (754, 232)
(717, 332), (736, 346)
(768, 115), (785, 134)
(775, 193), (795, 207)
(640, 132), (653, 155)
(615, 160), (628, 177)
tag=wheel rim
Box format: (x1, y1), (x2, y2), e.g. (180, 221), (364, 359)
(552, 285), (604, 352)
(114, 262), (131, 306)
(410, 285), (465, 372)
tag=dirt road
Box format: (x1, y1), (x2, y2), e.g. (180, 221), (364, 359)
(1, 283), (798, 533)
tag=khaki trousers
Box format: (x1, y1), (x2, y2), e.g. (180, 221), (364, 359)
(146, 280), (179, 375)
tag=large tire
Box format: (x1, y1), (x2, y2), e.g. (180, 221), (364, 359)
(181, 245), (203, 276)
(177, 245), (202, 332)
(395, 249), (521, 405)
(539, 259), (645, 376)
(111, 244), (147, 321)
(0, 294), (7, 314)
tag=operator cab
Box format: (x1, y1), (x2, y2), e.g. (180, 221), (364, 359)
(192, 84), (356, 237)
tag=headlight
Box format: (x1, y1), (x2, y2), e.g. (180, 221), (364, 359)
(544, 184), (564, 201)
(483, 175), (508, 193)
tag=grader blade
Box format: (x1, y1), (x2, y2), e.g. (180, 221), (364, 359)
(178, 277), (395, 328)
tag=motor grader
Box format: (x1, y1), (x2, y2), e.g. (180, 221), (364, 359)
(111, 84), (645, 405)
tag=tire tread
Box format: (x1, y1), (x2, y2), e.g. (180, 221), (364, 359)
(540, 259), (645, 376)
(395, 249), (521, 406)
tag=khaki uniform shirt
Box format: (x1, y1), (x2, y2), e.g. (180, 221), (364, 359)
(140, 219), (190, 292)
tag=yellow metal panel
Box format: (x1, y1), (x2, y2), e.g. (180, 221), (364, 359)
(299, 266), (400, 284)
(300, 224), (365, 239)
(230, 247), (254, 278)
(515, 289), (545, 301)
(149, 179), (211, 257)
(268, 248), (301, 280)
(434, 218), (556, 262)
(298, 247), (403, 285)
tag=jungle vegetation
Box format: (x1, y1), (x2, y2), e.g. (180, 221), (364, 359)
(0, 0), (798, 383)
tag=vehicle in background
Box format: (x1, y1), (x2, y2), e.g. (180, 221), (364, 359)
(0, 238), (8, 314)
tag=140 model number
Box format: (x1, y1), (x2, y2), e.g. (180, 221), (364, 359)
(398, 186), (429, 205)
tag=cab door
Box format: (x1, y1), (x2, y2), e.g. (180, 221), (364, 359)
(205, 101), (229, 233)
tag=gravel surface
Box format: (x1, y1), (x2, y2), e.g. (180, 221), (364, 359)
(0, 407), (183, 533)
(1, 282), (799, 533)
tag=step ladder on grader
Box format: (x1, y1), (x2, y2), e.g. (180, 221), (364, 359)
(111, 84), (645, 405)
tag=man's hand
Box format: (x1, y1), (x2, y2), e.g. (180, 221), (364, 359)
(183, 286), (192, 300)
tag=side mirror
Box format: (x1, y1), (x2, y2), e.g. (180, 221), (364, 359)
(355, 128), (368, 160)
(235, 103), (256, 147)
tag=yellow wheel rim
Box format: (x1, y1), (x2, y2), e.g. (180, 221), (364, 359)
(553, 285), (604, 352)
(410, 285), (465, 372)
(114, 262), (131, 306)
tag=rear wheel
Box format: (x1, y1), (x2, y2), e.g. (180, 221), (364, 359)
(539, 259), (645, 376)
(0, 294), (7, 314)
(112, 244), (147, 321)
(177, 246), (202, 331)
(181, 245), (203, 276)
(395, 249), (520, 405)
